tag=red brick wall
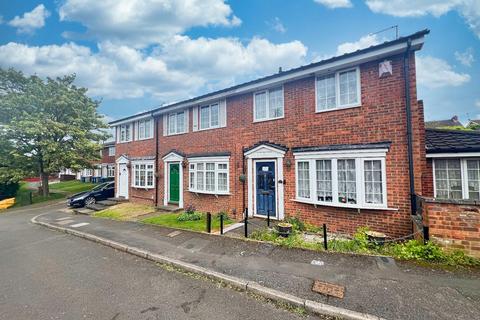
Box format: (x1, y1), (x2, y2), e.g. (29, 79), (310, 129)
(101, 146), (115, 164)
(423, 199), (480, 258)
(422, 158), (434, 197)
(115, 124), (157, 204)
(150, 52), (425, 238)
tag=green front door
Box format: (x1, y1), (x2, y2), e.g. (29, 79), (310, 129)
(169, 163), (180, 203)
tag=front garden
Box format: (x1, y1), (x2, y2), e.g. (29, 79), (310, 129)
(250, 217), (480, 269)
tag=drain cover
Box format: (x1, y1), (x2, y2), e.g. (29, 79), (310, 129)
(312, 280), (345, 299)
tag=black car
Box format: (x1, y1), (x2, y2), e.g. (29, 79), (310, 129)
(68, 182), (115, 207)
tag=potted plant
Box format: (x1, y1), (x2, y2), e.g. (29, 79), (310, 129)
(365, 230), (387, 246)
(276, 222), (293, 237)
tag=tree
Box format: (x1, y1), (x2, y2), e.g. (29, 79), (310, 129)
(0, 68), (109, 196)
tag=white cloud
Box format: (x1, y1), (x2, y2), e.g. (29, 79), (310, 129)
(267, 17), (286, 33)
(416, 55), (471, 88)
(314, 0), (353, 9)
(365, 0), (480, 38)
(0, 37), (307, 100)
(59, 0), (241, 47)
(455, 47), (475, 66)
(336, 34), (380, 55)
(8, 4), (50, 34)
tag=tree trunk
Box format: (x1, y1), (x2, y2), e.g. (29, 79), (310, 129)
(40, 171), (49, 197)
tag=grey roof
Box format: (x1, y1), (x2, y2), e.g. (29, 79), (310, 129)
(426, 129), (480, 154)
(110, 29), (429, 125)
(425, 116), (462, 129)
(162, 149), (186, 158)
(244, 141), (288, 153)
(292, 141), (391, 153)
(187, 151), (231, 158)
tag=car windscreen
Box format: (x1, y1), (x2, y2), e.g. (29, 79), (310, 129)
(92, 183), (108, 191)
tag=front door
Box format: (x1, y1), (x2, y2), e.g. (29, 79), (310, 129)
(117, 163), (129, 199)
(255, 161), (276, 218)
(169, 163), (180, 204)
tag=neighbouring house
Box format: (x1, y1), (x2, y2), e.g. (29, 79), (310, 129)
(418, 128), (480, 257)
(109, 29), (429, 238)
(60, 141), (116, 182)
(466, 119), (480, 130)
(425, 115), (463, 129)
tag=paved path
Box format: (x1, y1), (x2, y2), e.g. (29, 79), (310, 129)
(33, 205), (480, 320)
(0, 203), (315, 320)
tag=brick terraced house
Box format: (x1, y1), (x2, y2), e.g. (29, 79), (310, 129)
(110, 30), (430, 238)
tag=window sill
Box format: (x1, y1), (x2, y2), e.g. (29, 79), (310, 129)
(315, 104), (361, 114)
(253, 115), (284, 123)
(135, 136), (154, 141)
(189, 190), (230, 196)
(165, 131), (188, 137)
(197, 125), (223, 132)
(117, 140), (133, 144)
(292, 198), (397, 211)
(132, 186), (155, 190)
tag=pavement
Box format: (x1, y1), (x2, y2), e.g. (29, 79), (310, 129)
(29, 203), (480, 320)
(0, 202), (320, 320)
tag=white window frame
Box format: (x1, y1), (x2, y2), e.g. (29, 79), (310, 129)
(131, 160), (155, 189)
(294, 149), (388, 210)
(315, 66), (361, 113)
(107, 165), (115, 178)
(199, 103), (220, 131)
(137, 118), (153, 140)
(167, 111), (186, 136)
(188, 156), (230, 195)
(119, 123), (132, 143)
(108, 146), (115, 156)
(433, 158), (480, 200)
(253, 86), (284, 122)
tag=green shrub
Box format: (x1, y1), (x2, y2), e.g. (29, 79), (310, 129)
(177, 211), (202, 221)
(389, 240), (444, 261)
(285, 216), (305, 231)
(184, 204), (196, 215)
(0, 179), (20, 201)
(216, 211), (231, 222)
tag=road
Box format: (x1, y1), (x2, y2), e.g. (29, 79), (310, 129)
(0, 202), (314, 320)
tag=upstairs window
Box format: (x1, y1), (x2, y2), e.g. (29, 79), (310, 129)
(254, 86), (284, 122)
(167, 111), (186, 135)
(137, 118), (153, 140)
(108, 146), (115, 156)
(119, 123), (132, 142)
(200, 103), (220, 130)
(316, 67), (360, 112)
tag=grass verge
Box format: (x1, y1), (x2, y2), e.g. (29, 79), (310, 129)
(142, 212), (233, 233)
(93, 203), (157, 221)
(50, 180), (97, 193)
(12, 182), (65, 208)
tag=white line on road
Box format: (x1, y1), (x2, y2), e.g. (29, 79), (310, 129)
(57, 220), (75, 225)
(56, 217), (72, 221)
(70, 222), (90, 228)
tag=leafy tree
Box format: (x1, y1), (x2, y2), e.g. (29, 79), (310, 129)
(0, 68), (109, 196)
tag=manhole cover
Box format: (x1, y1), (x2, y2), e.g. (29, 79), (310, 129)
(312, 280), (345, 299)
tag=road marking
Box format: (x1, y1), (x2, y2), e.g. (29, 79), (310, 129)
(70, 222), (90, 228)
(167, 230), (182, 237)
(56, 217), (72, 221)
(57, 219), (75, 225)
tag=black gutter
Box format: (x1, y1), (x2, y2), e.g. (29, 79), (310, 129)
(404, 39), (417, 215)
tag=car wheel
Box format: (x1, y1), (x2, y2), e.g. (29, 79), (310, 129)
(85, 196), (96, 206)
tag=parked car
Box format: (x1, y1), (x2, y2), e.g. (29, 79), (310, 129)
(68, 182), (114, 207)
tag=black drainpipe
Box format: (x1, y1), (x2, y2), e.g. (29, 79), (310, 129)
(154, 112), (159, 207)
(242, 146), (246, 216)
(403, 38), (417, 215)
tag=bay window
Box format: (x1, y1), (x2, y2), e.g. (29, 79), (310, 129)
(294, 151), (387, 209)
(188, 158), (229, 194)
(316, 67), (360, 112)
(254, 86), (284, 122)
(433, 158), (480, 200)
(132, 161), (155, 188)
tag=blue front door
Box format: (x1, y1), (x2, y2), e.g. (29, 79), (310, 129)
(256, 161), (276, 218)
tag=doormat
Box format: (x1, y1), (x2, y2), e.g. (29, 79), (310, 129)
(312, 280), (345, 299)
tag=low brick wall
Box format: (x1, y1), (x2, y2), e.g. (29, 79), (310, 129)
(422, 198), (480, 258)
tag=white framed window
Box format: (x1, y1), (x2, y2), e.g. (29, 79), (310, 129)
(254, 86), (284, 122)
(188, 157), (229, 195)
(137, 118), (153, 140)
(132, 161), (155, 189)
(108, 146), (115, 156)
(119, 123), (132, 142)
(200, 103), (220, 130)
(433, 158), (480, 200)
(167, 111), (186, 135)
(294, 150), (387, 209)
(107, 165), (115, 178)
(316, 67), (361, 112)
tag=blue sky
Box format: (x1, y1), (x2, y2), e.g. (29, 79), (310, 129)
(0, 0), (479, 123)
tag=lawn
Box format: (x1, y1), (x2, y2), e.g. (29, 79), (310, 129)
(12, 182), (65, 208)
(50, 180), (97, 193)
(93, 203), (157, 221)
(141, 213), (233, 232)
